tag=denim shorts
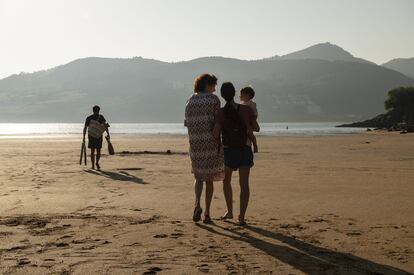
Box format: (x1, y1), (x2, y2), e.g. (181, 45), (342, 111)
(224, 146), (254, 170)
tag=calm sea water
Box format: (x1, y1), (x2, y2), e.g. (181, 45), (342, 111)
(0, 123), (363, 138)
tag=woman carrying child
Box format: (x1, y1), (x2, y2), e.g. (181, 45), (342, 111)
(213, 82), (259, 225)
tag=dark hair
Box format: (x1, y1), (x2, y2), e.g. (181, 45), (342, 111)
(193, 73), (217, 93)
(240, 86), (255, 99)
(93, 105), (100, 113)
(220, 82), (236, 101)
(220, 82), (239, 121)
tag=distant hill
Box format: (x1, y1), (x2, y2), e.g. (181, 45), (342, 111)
(382, 58), (414, 79)
(274, 42), (373, 64)
(0, 43), (413, 123)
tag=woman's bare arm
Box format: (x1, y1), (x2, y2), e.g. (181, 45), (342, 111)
(252, 119), (260, 132)
(213, 122), (221, 139)
(213, 110), (221, 139)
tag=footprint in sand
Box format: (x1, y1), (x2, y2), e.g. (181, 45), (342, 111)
(198, 264), (210, 273)
(279, 223), (307, 230)
(55, 242), (70, 248)
(5, 245), (30, 252)
(17, 258), (31, 266)
(0, 231), (14, 237)
(143, 267), (163, 274)
(123, 242), (141, 247)
(170, 233), (183, 239)
(307, 218), (329, 223)
(346, 230), (362, 236)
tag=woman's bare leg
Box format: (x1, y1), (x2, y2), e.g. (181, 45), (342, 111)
(194, 180), (203, 209)
(238, 167), (250, 224)
(193, 180), (203, 222)
(222, 167), (234, 218)
(205, 181), (214, 217)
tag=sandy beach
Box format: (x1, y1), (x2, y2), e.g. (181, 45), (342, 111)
(0, 132), (413, 274)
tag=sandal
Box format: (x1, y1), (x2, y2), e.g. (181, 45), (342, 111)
(219, 213), (234, 220)
(203, 215), (213, 224)
(193, 207), (202, 222)
(238, 217), (247, 226)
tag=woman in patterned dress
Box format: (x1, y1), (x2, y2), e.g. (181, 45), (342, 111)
(185, 73), (224, 223)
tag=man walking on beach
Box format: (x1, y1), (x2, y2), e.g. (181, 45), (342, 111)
(83, 105), (110, 170)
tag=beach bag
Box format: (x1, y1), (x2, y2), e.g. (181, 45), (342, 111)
(88, 116), (106, 139)
(221, 105), (247, 148)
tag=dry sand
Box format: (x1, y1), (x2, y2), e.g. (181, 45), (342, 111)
(0, 132), (413, 274)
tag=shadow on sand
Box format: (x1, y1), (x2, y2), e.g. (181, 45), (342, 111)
(85, 169), (147, 184)
(196, 222), (411, 274)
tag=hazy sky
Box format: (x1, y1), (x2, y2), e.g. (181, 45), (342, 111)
(0, 0), (413, 78)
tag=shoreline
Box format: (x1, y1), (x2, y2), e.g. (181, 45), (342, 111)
(0, 129), (370, 140)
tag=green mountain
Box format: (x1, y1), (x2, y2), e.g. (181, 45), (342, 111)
(382, 58), (414, 79)
(0, 44), (412, 123)
(276, 42), (373, 64)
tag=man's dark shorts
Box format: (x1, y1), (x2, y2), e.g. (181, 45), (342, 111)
(88, 136), (103, 149)
(224, 145), (254, 170)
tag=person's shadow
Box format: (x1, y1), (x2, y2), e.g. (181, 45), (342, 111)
(85, 169), (147, 184)
(196, 222), (411, 274)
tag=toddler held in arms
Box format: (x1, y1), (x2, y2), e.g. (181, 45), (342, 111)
(240, 86), (259, 153)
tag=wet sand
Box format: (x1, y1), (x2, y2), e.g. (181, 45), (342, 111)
(0, 132), (413, 274)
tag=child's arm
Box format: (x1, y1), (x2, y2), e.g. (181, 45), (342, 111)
(245, 115), (258, 153)
(252, 118), (260, 132)
(212, 110), (222, 139)
(250, 102), (260, 132)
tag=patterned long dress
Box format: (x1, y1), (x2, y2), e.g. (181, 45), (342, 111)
(185, 92), (224, 181)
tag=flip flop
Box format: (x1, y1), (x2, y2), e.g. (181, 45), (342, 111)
(203, 215), (213, 224)
(220, 213), (234, 220)
(238, 217), (247, 226)
(193, 207), (202, 222)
